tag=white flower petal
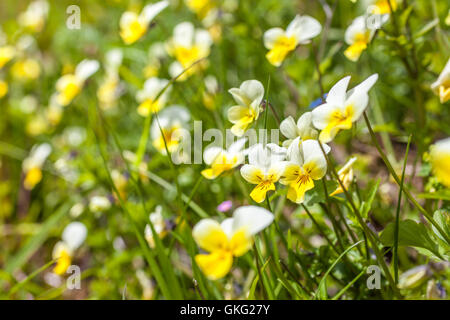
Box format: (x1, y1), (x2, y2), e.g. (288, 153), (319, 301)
(263, 28), (285, 49)
(75, 59), (99, 82)
(280, 116), (298, 139)
(62, 222), (87, 251)
(232, 205), (274, 236)
(141, 0), (169, 25)
(286, 15), (322, 43)
(326, 76), (351, 107)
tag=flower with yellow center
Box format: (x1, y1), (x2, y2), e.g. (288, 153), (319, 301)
(280, 112), (319, 148)
(263, 15), (322, 67)
(0, 46), (15, 69)
(97, 49), (123, 110)
(120, 1), (169, 44)
(185, 0), (215, 20)
(167, 22), (212, 81)
(18, 0), (49, 33)
(151, 105), (191, 163)
(280, 138), (330, 203)
(312, 74), (378, 143)
(429, 137), (450, 188)
(240, 143), (287, 203)
(55, 59), (99, 106)
(11, 58), (41, 81)
(0, 80), (8, 98)
(431, 58), (450, 104)
(144, 206), (167, 248)
(330, 157), (357, 196)
(136, 77), (171, 116)
(22, 143), (51, 190)
(369, 0), (397, 15)
(227, 80), (264, 137)
(344, 16), (374, 62)
(53, 222), (87, 275)
(201, 138), (246, 179)
(89, 196), (111, 212)
(193, 205), (274, 280)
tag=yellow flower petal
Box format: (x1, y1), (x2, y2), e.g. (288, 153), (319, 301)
(192, 219), (229, 253)
(250, 181), (275, 203)
(195, 251), (233, 280)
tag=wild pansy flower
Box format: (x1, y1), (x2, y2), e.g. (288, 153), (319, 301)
(11, 58), (41, 81)
(18, 0), (49, 33)
(89, 196), (111, 212)
(263, 15), (322, 67)
(429, 137), (450, 188)
(97, 49), (124, 110)
(367, 0), (397, 15)
(55, 59), (100, 106)
(0, 46), (15, 69)
(431, 58), (450, 104)
(280, 138), (330, 203)
(330, 157), (357, 196)
(52, 222), (87, 275)
(280, 112), (318, 148)
(22, 143), (51, 190)
(193, 205), (274, 280)
(136, 77), (171, 116)
(144, 206), (167, 248)
(240, 143), (287, 203)
(151, 105), (191, 163)
(312, 74), (378, 143)
(185, 0), (215, 20)
(344, 16), (374, 62)
(201, 138), (247, 179)
(119, 0), (169, 44)
(167, 22), (212, 81)
(227, 80), (264, 137)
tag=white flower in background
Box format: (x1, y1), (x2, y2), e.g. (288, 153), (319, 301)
(280, 138), (330, 204)
(227, 80), (264, 137)
(52, 222), (87, 275)
(431, 58), (450, 104)
(312, 74), (378, 143)
(201, 138), (247, 179)
(55, 59), (100, 106)
(18, 0), (49, 33)
(144, 206), (167, 248)
(97, 49), (124, 110)
(263, 15), (322, 67)
(151, 105), (191, 163)
(202, 75), (219, 110)
(143, 42), (167, 77)
(398, 266), (430, 289)
(344, 16), (375, 62)
(22, 143), (52, 190)
(240, 143), (287, 203)
(120, 0), (169, 44)
(89, 196), (111, 212)
(280, 112), (318, 148)
(167, 22), (212, 80)
(429, 137), (450, 188)
(193, 205), (274, 280)
(136, 77), (171, 116)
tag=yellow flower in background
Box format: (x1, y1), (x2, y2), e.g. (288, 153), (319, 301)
(202, 75), (219, 110)
(45, 94), (64, 126)
(97, 49), (123, 110)
(201, 138), (246, 179)
(429, 137), (450, 188)
(52, 222), (87, 275)
(185, 0), (215, 19)
(193, 205), (274, 280)
(26, 114), (49, 137)
(344, 16), (374, 62)
(227, 80), (264, 137)
(280, 138), (330, 203)
(22, 143), (51, 190)
(55, 59), (99, 106)
(240, 143), (287, 203)
(263, 15), (322, 67)
(0, 46), (15, 69)
(0, 80), (8, 98)
(11, 58), (41, 80)
(151, 105), (191, 163)
(312, 74), (378, 143)
(18, 0), (49, 33)
(167, 22), (212, 81)
(330, 157), (357, 196)
(144, 206), (167, 248)
(111, 169), (128, 200)
(280, 112), (318, 148)
(143, 42), (166, 78)
(136, 77), (171, 116)
(120, 1), (169, 45)
(431, 58), (450, 104)
(369, 0), (397, 15)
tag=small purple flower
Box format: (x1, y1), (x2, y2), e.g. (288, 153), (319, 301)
(217, 200), (232, 212)
(308, 93), (328, 109)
